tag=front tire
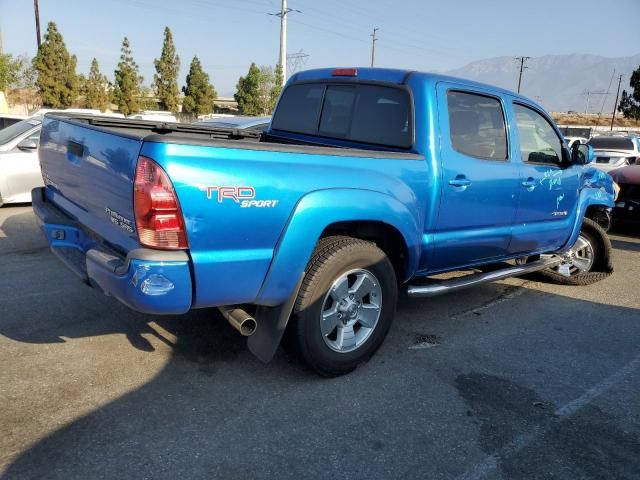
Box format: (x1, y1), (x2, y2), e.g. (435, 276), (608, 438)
(289, 236), (397, 376)
(541, 218), (613, 285)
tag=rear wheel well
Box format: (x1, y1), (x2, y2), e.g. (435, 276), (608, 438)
(319, 221), (409, 281)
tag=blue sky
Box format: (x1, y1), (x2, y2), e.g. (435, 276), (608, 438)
(1, 0), (638, 96)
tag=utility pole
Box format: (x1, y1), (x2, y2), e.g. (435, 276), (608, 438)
(279, 0), (287, 84)
(268, 0), (300, 86)
(370, 27), (379, 67)
(34, 0), (41, 49)
(610, 74), (623, 131)
(514, 56), (531, 94)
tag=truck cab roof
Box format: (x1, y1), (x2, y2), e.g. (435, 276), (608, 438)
(289, 67), (526, 102)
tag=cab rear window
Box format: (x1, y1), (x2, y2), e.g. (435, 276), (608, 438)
(588, 137), (634, 150)
(271, 83), (412, 149)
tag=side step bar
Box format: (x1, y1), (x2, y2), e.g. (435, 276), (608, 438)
(407, 257), (563, 298)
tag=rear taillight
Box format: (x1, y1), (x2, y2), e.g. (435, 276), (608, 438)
(134, 156), (188, 249)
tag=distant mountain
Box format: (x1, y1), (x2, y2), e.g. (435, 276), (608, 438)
(445, 54), (640, 113)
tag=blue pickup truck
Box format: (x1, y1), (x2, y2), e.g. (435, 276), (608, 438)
(33, 68), (616, 375)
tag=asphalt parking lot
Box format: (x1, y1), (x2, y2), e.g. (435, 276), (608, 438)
(1, 205), (639, 480)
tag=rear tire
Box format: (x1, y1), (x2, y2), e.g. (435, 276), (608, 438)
(288, 236), (397, 376)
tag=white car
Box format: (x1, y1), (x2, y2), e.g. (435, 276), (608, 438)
(564, 136), (588, 148)
(0, 113), (27, 131)
(588, 135), (640, 173)
(0, 117), (44, 206)
(128, 111), (177, 123)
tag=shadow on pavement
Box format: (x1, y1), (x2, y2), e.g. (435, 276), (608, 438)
(2, 284), (639, 480)
(2, 206), (639, 479)
(610, 238), (640, 253)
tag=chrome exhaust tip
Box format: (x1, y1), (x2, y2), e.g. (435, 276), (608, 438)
(218, 306), (257, 337)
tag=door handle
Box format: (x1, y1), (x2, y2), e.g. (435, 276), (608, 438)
(448, 176), (471, 188)
(521, 178), (537, 190)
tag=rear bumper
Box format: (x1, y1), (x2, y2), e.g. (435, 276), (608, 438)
(32, 187), (193, 314)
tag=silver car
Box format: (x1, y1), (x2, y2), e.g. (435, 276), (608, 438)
(588, 135), (640, 173)
(0, 117), (44, 206)
(197, 115), (271, 132)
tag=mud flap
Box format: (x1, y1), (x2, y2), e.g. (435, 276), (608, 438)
(247, 273), (305, 363)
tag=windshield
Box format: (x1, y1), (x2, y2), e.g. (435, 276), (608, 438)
(588, 137), (634, 150)
(0, 119), (41, 146)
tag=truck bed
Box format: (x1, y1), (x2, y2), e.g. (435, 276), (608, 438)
(52, 113), (419, 160)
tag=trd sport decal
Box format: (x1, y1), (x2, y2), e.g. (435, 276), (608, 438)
(205, 186), (279, 208)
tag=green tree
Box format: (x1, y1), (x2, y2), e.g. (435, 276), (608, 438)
(113, 37), (143, 116)
(6, 55), (41, 112)
(182, 56), (217, 116)
(234, 63), (282, 115)
(269, 63), (284, 113)
(153, 27), (180, 112)
(234, 62), (261, 115)
(32, 22), (78, 107)
(140, 84), (160, 111)
(618, 65), (640, 121)
(0, 53), (22, 92)
(85, 58), (110, 111)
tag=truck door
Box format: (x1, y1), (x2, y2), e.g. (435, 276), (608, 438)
(508, 101), (580, 254)
(429, 84), (520, 271)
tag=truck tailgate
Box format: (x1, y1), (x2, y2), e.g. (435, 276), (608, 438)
(39, 115), (142, 252)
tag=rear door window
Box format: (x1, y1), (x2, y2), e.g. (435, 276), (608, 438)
(271, 84), (324, 135)
(447, 91), (508, 160)
(271, 83), (412, 149)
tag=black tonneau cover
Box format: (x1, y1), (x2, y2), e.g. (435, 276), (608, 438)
(45, 112), (263, 142)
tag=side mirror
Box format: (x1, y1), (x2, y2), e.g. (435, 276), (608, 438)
(571, 143), (593, 165)
(17, 139), (38, 151)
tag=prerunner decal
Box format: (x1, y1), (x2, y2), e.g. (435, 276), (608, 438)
(205, 186), (278, 208)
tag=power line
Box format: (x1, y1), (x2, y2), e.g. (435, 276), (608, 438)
(293, 0), (456, 57)
(286, 49), (309, 75)
(594, 68), (616, 129)
(610, 74), (624, 131)
(309, 0), (449, 48)
(370, 27), (379, 67)
(581, 90), (607, 114)
(514, 56), (531, 94)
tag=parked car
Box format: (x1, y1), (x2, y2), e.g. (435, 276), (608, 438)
(564, 136), (588, 148)
(129, 111), (177, 122)
(33, 67), (615, 376)
(197, 116), (271, 132)
(588, 135), (640, 172)
(0, 117), (44, 205)
(0, 114), (27, 131)
(609, 162), (640, 223)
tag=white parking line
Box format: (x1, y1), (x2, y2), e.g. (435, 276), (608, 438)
(456, 353), (640, 480)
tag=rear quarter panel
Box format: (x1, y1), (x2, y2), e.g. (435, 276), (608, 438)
(140, 141), (431, 307)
